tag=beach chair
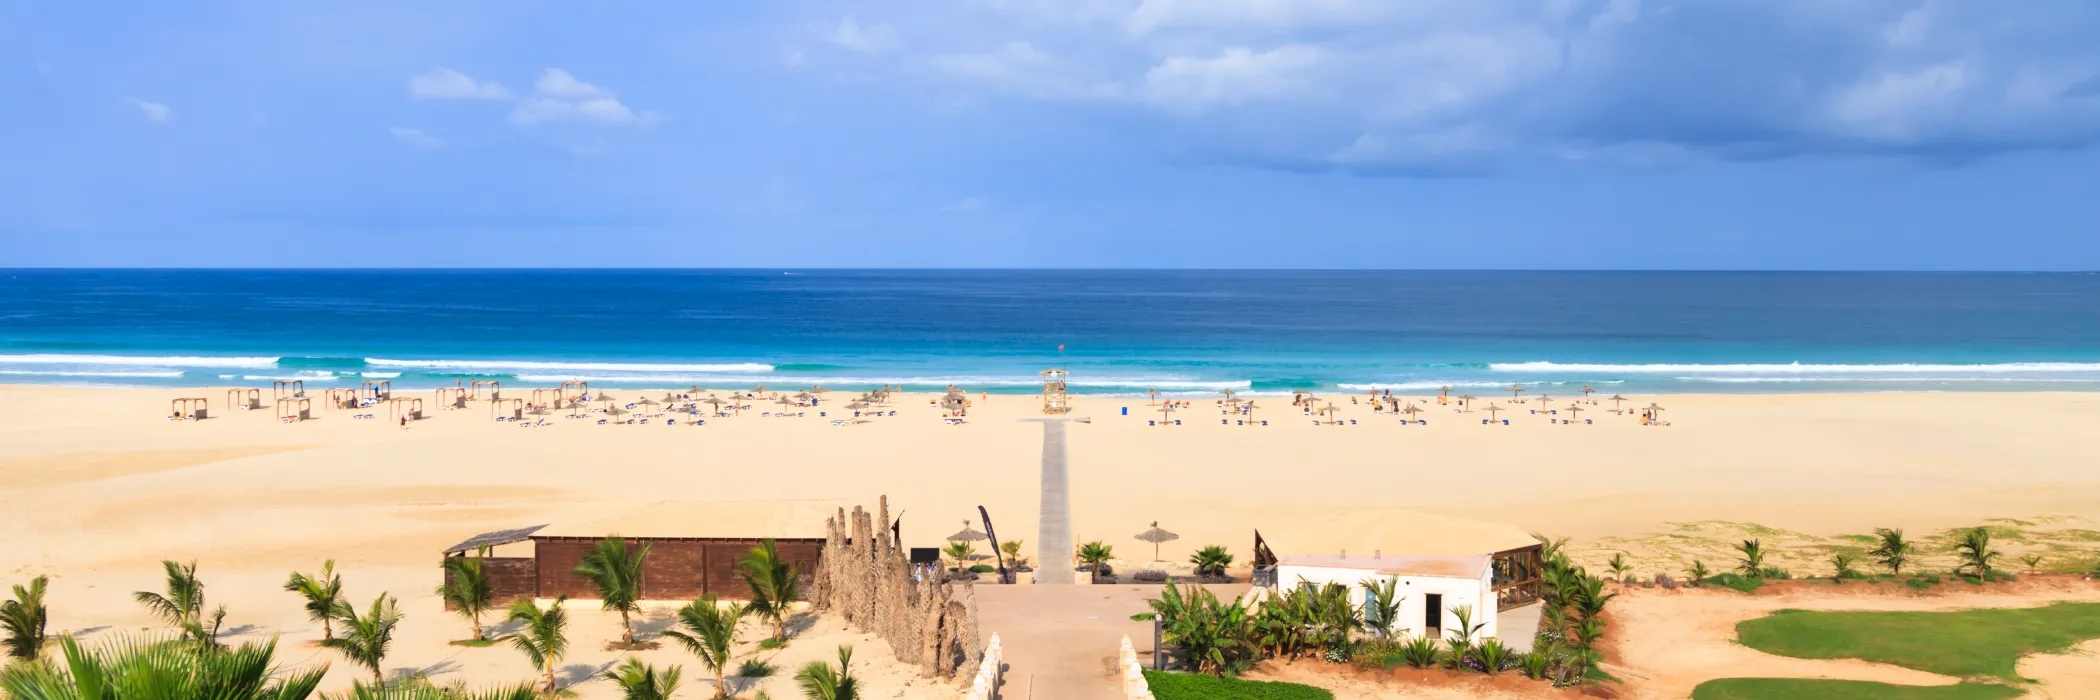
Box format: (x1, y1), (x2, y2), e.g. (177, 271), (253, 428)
(1585, 419), (1593, 424)
(1148, 420), (1156, 426)
(596, 419), (608, 425)
(1260, 420), (1268, 426)
(1174, 419), (1182, 425)
(1221, 419), (1228, 425)
(1502, 419), (1510, 425)
(1349, 419), (1357, 425)
(831, 419), (844, 426)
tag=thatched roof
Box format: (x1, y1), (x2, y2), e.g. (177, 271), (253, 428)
(537, 500), (848, 540)
(443, 525), (546, 555)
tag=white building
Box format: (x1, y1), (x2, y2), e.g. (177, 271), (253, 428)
(1261, 510), (1544, 645)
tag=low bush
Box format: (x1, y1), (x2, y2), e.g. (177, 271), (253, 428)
(968, 564), (995, 574)
(1131, 569), (1169, 582)
(1703, 573), (1765, 593)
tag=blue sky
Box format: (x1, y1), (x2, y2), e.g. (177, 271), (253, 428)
(2, 0), (2098, 269)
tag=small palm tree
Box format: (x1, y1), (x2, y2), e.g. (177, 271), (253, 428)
(2022, 553), (2044, 572)
(1605, 552), (1632, 582)
(285, 560), (346, 640)
(1831, 552), (1859, 581)
(1870, 528), (1913, 576)
(663, 595), (747, 696)
(941, 541), (976, 571)
(1189, 546), (1234, 578)
(1954, 527), (2001, 578)
(1686, 560), (1711, 586)
(999, 540), (1025, 567)
(0, 634), (326, 699)
(134, 560), (206, 630)
(325, 680), (538, 700)
(1077, 541), (1114, 576)
(576, 535), (652, 645)
(1734, 539), (1765, 577)
(1, 575), (49, 661)
(738, 539), (802, 642)
(793, 645), (857, 700)
(1360, 577), (1404, 637)
(436, 555), (496, 641)
(601, 656), (683, 700)
(500, 596), (569, 694)
(321, 593), (403, 684)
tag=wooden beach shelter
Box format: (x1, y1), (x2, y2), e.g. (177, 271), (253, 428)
(360, 379), (392, 401)
(1221, 388), (1238, 403)
(388, 396), (424, 422)
(324, 388), (358, 409)
(446, 500), (836, 604)
(1535, 393), (1552, 407)
(272, 379), (305, 401)
(530, 387), (564, 407)
(171, 397), (209, 420)
(1041, 368), (1071, 414)
(492, 397), (524, 421)
(276, 397), (312, 422)
(1241, 400), (1259, 425)
(471, 380), (502, 401)
(602, 405), (629, 424)
(559, 380), (589, 401)
(436, 386), (468, 410)
(226, 388), (263, 410)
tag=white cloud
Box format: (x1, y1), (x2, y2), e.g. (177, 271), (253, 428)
(409, 68), (510, 100)
(828, 17), (900, 53)
(1125, 0), (1393, 34)
(1826, 62), (1971, 141)
(127, 98), (170, 123)
(535, 68), (607, 98)
(930, 42), (1120, 99)
(1143, 45), (1327, 109)
(389, 126), (444, 148)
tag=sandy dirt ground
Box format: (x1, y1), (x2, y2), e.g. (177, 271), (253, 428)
(4, 385), (2100, 697)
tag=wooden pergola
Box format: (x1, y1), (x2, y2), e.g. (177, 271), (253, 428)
(272, 379), (305, 401)
(530, 388), (565, 408)
(170, 397), (209, 420)
(471, 380), (502, 401)
(360, 380), (392, 401)
(276, 397), (312, 422)
(225, 388), (262, 410)
(436, 386), (468, 409)
(324, 388), (359, 409)
(491, 397), (525, 421)
(388, 396), (424, 423)
(1490, 544), (1546, 611)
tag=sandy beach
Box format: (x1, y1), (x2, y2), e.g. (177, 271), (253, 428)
(5, 384), (2100, 696)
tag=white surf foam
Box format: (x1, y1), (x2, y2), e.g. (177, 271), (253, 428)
(237, 375), (341, 382)
(361, 372), (402, 378)
(1490, 362), (2100, 374)
(511, 374), (1250, 390)
(0, 354), (278, 368)
(1682, 376), (2100, 384)
(368, 358), (775, 373)
(0, 370), (185, 378)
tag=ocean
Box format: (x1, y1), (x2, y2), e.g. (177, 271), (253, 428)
(3, 269), (2099, 395)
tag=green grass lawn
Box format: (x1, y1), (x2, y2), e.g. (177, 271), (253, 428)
(1735, 602), (2100, 681)
(1692, 679), (2022, 700)
(1142, 670), (1334, 700)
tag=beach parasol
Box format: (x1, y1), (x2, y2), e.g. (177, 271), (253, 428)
(1318, 404), (1341, 424)
(1564, 404), (1585, 423)
(1509, 384), (1525, 401)
(1645, 403), (1666, 421)
(1485, 403), (1504, 423)
(1242, 400), (1258, 424)
(603, 406), (628, 423)
(1439, 386), (1452, 400)
(1535, 394), (1551, 406)
(847, 400), (869, 411)
(751, 384), (769, 395)
(1609, 394), (1628, 412)
(1156, 403), (1177, 424)
(1581, 384), (1595, 399)
(794, 391), (813, 401)
(637, 397), (660, 407)
(810, 385), (828, 395)
(1221, 388), (1237, 402)
(947, 520), (988, 543)
(1400, 404), (1423, 421)
(1135, 522), (1180, 562)
(1458, 394), (1477, 411)
(775, 397), (798, 408)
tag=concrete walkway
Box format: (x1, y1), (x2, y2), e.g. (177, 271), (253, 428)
(974, 583), (1251, 699)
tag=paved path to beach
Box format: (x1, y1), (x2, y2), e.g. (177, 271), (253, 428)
(976, 583), (1251, 699)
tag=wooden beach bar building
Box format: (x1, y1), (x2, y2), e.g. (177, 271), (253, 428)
(442, 500), (836, 607)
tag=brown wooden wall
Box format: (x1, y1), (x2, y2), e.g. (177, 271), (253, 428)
(531, 537), (824, 602)
(440, 556), (537, 611)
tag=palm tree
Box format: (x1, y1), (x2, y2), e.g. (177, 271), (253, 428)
(1077, 541), (1114, 579)
(663, 595), (747, 696)
(576, 535), (652, 645)
(1831, 552), (1859, 581)
(284, 560), (346, 640)
(500, 596), (570, 693)
(1685, 560), (1711, 586)
(436, 555), (496, 642)
(134, 560), (206, 629)
(325, 681), (537, 700)
(1605, 553), (1632, 582)
(793, 645), (857, 700)
(1359, 577), (1404, 637)
(2022, 554), (2044, 572)
(321, 593), (403, 684)
(1734, 539), (1765, 577)
(0, 634), (326, 699)
(1954, 527), (2001, 578)
(601, 656), (683, 700)
(999, 540), (1025, 567)
(1189, 546), (1234, 578)
(1870, 528), (1913, 576)
(737, 539), (802, 642)
(1, 575), (49, 661)
(940, 541), (976, 572)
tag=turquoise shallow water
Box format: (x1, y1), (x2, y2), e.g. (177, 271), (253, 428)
(3, 269), (2100, 395)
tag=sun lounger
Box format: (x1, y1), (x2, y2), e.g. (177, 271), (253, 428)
(596, 419), (608, 425)
(1349, 419), (1357, 425)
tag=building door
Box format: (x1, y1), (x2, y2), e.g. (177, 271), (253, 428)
(1424, 593), (1443, 637)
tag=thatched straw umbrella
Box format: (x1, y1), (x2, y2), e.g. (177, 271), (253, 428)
(1535, 393), (1552, 407)
(1609, 394), (1628, 412)
(1439, 385), (1452, 400)
(1645, 403), (1666, 422)
(1485, 403), (1505, 423)
(810, 385), (829, 395)
(1581, 384), (1595, 399)
(1221, 388), (1237, 402)
(751, 384), (769, 396)
(948, 520), (988, 543)
(1509, 384), (1525, 401)
(1400, 404), (1423, 422)
(1318, 404), (1341, 424)
(702, 396), (726, 414)
(1242, 400), (1258, 424)
(1564, 404), (1585, 423)
(603, 405), (629, 423)
(637, 396), (661, 413)
(1134, 522), (1180, 562)
(1458, 394), (1477, 411)
(1156, 403), (1177, 424)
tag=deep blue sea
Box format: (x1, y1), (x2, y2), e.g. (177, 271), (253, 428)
(4, 269), (2100, 395)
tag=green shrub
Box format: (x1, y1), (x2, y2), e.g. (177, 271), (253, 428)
(1142, 670), (1334, 700)
(968, 564), (995, 574)
(1906, 573), (1942, 590)
(1693, 678), (2020, 700)
(1702, 573), (1764, 593)
(1518, 650), (1550, 679)
(1399, 636), (1440, 668)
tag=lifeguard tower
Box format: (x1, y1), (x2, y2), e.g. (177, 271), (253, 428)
(1040, 368), (1070, 415)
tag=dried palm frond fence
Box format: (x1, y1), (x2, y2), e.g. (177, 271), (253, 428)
(811, 497), (985, 680)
